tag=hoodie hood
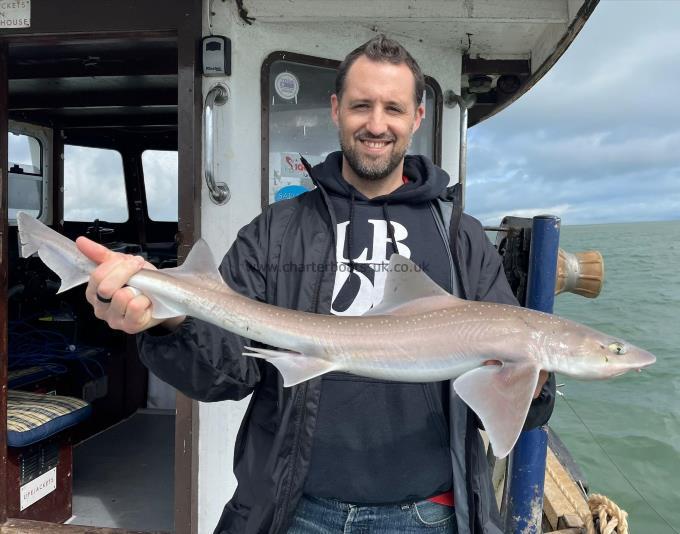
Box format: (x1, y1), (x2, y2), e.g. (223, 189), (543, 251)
(310, 151), (450, 203)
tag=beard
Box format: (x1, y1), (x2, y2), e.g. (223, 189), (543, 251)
(340, 132), (410, 181)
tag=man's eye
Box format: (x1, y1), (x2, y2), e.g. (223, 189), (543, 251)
(608, 342), (626, 355)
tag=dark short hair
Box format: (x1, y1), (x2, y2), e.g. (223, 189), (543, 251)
(335, 34), (425, 109)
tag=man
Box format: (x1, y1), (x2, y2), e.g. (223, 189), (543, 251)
(77, 35), (554, 534)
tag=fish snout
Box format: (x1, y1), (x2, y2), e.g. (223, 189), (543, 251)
(633, 350), (656, 371)
(617, 349), (656, 376)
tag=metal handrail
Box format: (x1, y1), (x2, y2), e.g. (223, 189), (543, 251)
(444, 90), (476, 211)
(203, 84), (230, 205)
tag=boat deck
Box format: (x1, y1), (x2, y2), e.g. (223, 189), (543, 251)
(67, 410), (175, 532)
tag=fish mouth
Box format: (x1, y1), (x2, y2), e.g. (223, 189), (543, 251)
(621, 352), (656, 375)
(636, 352), (657, 370)
(634, 359), (656, 373)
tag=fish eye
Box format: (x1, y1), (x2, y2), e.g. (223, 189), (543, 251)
(608, 342), (626, 356)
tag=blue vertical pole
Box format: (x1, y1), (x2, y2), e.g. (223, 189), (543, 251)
(505, 215), (561, 533)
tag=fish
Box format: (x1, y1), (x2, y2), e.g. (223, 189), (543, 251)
(16, 212), (656, 458)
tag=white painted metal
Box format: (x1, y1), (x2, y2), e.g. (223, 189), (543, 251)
(245, 0), (569, 24)
(194, 0), (589, 530)
(244, 0), (577, 57)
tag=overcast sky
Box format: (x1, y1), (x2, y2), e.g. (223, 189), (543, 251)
(466, 0), (680, 226)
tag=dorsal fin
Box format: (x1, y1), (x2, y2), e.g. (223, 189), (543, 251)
(365, 254), (461, 316)
(161, 238), (227, 288)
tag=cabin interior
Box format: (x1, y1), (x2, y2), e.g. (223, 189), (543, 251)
(6, 36), (179, 531)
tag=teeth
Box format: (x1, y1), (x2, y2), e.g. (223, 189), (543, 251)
(363, 140), (388, 148)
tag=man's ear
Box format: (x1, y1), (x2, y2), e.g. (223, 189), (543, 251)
(331, 94), (340, 127)
(412, 103), (425, 134)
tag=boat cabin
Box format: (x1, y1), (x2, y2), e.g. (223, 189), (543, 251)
(0, 1), (597, 532)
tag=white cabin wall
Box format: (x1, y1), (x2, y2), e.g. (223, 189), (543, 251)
(567, 0), (586, 21)
(532, 0), (585, 73)
(196, 2), (462, 531)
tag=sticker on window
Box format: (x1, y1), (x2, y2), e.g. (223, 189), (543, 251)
(274, 72), (300, 101)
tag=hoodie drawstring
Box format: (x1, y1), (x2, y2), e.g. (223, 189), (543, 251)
(348, 191), (356, 274)
(382, 202), (399, 255)
(347, 195), (400, 274)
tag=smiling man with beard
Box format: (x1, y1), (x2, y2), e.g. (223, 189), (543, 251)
(77, 35), (555, 534)
(332, 48), (424, 193)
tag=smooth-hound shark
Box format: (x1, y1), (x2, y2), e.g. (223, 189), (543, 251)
(17, 212), (655, 457)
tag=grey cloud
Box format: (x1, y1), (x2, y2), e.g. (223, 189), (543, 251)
(141, 151), (178, 222)
(63, 146), (128, 222)
(466, 0), (680, 225)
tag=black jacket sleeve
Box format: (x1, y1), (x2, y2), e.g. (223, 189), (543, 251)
(462, 215), (556, 429)
(136, 211), (272, 402)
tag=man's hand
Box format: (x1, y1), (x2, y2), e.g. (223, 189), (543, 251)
(76, 236), (185, 334)
(534, 370), (549, 399)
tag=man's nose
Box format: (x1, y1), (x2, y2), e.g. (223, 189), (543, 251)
(365, 108), (388, 136)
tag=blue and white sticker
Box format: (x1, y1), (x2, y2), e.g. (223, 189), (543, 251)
(275, 185), (309, 202)
(274, 72), (300, 100)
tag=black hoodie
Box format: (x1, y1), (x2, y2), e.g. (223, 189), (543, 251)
(302, 151), (458, 504)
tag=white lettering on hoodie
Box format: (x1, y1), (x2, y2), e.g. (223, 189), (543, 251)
(331, 219), (410, 316)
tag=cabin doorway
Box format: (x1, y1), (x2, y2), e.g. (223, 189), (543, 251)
(0, 1), (202, 533)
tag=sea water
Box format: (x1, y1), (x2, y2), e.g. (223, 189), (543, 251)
(551, 220), (680, 532)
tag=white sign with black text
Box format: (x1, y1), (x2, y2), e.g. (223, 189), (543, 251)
(0, 0), (30, 29)
(20, 467), (57, 510)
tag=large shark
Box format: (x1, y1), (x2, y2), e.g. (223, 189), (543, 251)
(17, 212), (655, 457)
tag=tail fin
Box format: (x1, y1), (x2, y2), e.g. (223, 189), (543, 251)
(17, 212), (95, 293)
(16, 211), (45, 258)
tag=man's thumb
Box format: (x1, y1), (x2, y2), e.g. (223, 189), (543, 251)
(75, 236), (114, 264)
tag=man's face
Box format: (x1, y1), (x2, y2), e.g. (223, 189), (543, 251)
(331, 55), (425, 181)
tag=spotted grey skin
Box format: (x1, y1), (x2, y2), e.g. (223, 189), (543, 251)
(17, 212), (656, 457)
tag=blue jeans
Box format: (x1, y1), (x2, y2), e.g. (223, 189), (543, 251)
(287, 495), (458, 533)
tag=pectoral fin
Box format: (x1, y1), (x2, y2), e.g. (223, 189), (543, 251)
(145, 293), (187, 320)
(243, 346), (337, 387)
(453, 362), (539, 458)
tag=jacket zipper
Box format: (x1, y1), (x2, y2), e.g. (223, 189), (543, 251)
(271, 381), (307, 533)
(430, 202), (457, 295)
(432, 196), (479, 530)
(272, 166), (336, 533)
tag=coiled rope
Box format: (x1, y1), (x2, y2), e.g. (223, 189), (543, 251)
(584, 493), (629, 534)
(546, 461), (629, 534)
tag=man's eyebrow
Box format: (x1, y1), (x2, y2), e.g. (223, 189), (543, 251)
(346, 98), (407, 108)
